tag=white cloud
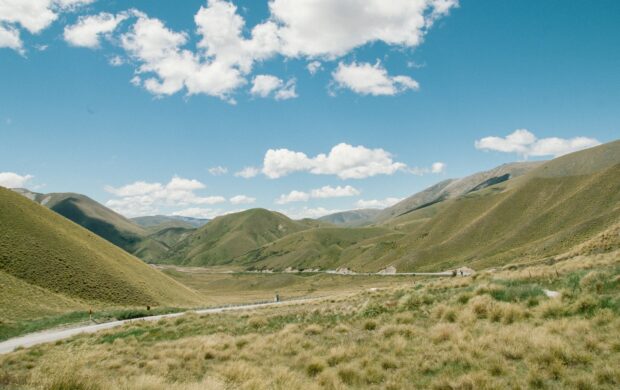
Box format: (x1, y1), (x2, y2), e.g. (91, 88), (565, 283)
(408, 161), (446, 175)
(116, 0), (282, 100)
(311, 185), (360, 198)
(250, 75), (282, 97)
(208, 166), (228, 175)
(274, 78), (297, 100)
(0, 24), (22, 52)
(0, 172), (34, 188)
(172, 207), (220, 219)
(431, 162), (446, 173)
(475, 129), (601, 158)
(276, 185), (360, 204)
(104, 175), (226, 217)
(307, 60), (321, 75)
(275, 190), (310, 204)
(0, 0), (95, 52)
(356, 197), (402, 209)
(250, 75), (297, 100)
(234, 166), (260, 178)
(230, 194), (256, 205)
(269, 0), (458, 58)
(64, 12), (129, 48)
(279, 206), (342, 220)
(263, 143), (406, 179)
(56, 0), (456, 99)
(332, 61), (419, 96)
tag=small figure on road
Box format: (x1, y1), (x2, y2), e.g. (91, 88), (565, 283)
(275, 293), (280, 302)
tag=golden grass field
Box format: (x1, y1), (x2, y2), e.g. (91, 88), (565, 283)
(1, 250), (618, 389)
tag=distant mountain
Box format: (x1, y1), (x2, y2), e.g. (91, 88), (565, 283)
(234, 141), (620, 272)
(132, 215), (210, 231)
(318, 209), (381, 227)
(11, 190), (168, 261)
(162, 208), (314, 266)
(0, 187), (203, 323)
(374, 161), (542, 222)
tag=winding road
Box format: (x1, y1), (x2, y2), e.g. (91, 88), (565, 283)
(0, 298), (319, 355)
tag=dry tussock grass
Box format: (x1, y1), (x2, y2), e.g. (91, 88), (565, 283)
(1, 253), (618, 389)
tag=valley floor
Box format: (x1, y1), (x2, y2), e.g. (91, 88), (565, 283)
(1, 250), (618, 389)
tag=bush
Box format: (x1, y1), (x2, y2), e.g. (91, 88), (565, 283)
(364, 320), (377, 331)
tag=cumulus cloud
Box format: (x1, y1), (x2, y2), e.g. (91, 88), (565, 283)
(263, 143), (406, 179)
(250, 75), (282, 97)
(115, 0), (283, 100)
(104, 176), (226, 217)
(64, 11), (129, 48)
(234, 166), (260, 178)
(0, 172), (34, 188)
(53, 0), (456, 99)
(0, 0), (95, 52)
(230, 194), (256, 205)
(250, 75), (297, 100)
(208, 166), (228, 175)
(332, 61), (419, 96)
(475, 129), (601, 158)
(356, 197), (402, 209)
(276, 184), (360, 204)
(269, 0), (458, 58)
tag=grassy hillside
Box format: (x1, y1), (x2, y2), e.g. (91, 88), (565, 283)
(318, 209), (381, 227)
(0, 187), (203, 318)
(235, 141), (620, 272)
(162, 209), (313, 266)
(242, 227), (396, 270)
(11, 190), (169, 261)
(375, 161), (542, 222)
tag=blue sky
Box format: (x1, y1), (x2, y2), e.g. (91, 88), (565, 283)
(0, 0), (618, 219)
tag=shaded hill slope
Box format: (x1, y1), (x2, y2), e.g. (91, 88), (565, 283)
(11, 190), (168, 261)
(318, 209), (381, 227)
(0, 187), (203, 313)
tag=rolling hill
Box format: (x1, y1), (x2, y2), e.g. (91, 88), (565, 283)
(0, 187), (203, 323)
(237, 141), (620, 272)
(11, 190), (169, 262)
(374, 161), (542, 222)
(161, 209), (315, 266)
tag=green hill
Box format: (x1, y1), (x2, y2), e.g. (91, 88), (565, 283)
(0, 187), (203, 322)
(375, 161), (542, 222)
(236, 141), (620, 272)
(11, 190), (168, 261)
(162, 209), (313, 266)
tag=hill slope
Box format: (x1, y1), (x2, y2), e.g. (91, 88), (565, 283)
(162, 209), (313, 266)
(0, 187), (203, 320)
(12, 190), (168, 261)
(132, 215), (209, 232)
(318, 209), (381, 226)
(238, 141), (620, 272)
(375, 161), (542, 222)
